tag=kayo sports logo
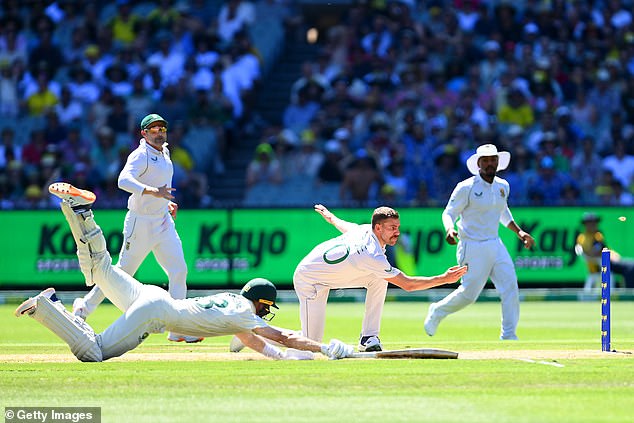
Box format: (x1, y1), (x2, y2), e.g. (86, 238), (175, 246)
(197, 223), (286, 267)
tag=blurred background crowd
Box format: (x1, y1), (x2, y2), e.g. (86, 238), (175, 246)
(1, 0), (634, 209)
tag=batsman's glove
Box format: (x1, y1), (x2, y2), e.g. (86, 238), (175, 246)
(320, 339), (354, 360)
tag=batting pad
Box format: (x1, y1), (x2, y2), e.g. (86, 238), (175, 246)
(31, 295), (103, 362)
(348, 348), (459, 359)
(60, 202), (105, 286)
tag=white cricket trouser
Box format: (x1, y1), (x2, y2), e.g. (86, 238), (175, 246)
(65, 206), (178, 360)
(82, 211), (188, 312)
(433, 238), (519, 338)
(293, 269), (388, 342)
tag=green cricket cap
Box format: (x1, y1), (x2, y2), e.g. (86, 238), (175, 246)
(140, 113), (167, 129)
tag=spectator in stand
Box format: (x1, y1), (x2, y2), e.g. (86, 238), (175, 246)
(126, 76), (153, 129)
(0, 128), (22, 170)
(104, 62), (133, 98)
(246, 143), (282, 189)
(22, 130), (48, 171)
(503, 145), (534, 206)
(290, 61), (328, 104)
(216, 0), (256, 46)
(621, 77), (634, 124)
(383, 160), (408, 204)
(66, 67), (100, 106)
(588, 68), (621, 121)
(28, 30), (64, 78)
(43, 111), (68, 146)
(497, 87), (534, 129)
(479, 40), (506, 88)
(147, 33), (186, 86)
(0, 61), (19, 118)
(283, 88), (320, 137)
(610, 180), (634, 206)
(58, 125), (90, 176)
(106, 96), (132, 138)
(90, 126), (121, 185)
(89, 87), (114, 132)
(602, 140), (634, 190)
(108, 0), (142, 49)
(340, 149), (382, 206)
(147, 0), (182, 36)
(317, 139), (345, 185)
(569, 89), (598, 136)
(82, 45), (112, 88)
(183, 0), (223, 33)
(430, 144), (465, 202)
(529, 156), (571, 206)
(537, 131), (570, 172)
(571, 136), (603, 204)
(25, 72), (58, 116)
(0, 17), (28, 66)
(288, 130), (324, 181)
(54, 86), (82, 126)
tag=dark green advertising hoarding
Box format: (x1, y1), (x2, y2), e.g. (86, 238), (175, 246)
(1, 208), (632, 288)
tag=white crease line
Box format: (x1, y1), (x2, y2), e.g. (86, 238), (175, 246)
(517, 358), (565, 368)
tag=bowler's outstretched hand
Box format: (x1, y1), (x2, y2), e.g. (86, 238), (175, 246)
(442, 265), (468, 283)
(314, 204), (335, 224)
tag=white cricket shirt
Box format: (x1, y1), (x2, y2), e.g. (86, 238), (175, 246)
(118, 139), (173, 215)
(442, 174), (514, 242)
(171, 292), (268, 337)
(295, 224), (401, 285)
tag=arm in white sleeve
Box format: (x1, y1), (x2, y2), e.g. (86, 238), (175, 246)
(499, 206), (513, 227)
(314, 204), (359, 233)
(442, 212), (455, 233)
(442, 183), (469, 232)
(118, 149), (149, 196)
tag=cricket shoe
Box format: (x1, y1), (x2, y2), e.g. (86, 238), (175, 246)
(424, 302), (441, 336)
(15, 288), (57, 317)
(229, 335), (245, 353)
(167, 333), (205, 343)
(500, 334), (519, 340)
(48, 182), (96, 210)
(358, 335), (382, 352)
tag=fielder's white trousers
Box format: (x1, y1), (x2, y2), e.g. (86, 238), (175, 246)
(67, 206), (178, 360)
(82, 210), (188, 312)
(433, 238), (519, 338)
(293, 267), (388, 342)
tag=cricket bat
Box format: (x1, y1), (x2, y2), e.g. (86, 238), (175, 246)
(348, 348), (459, 359)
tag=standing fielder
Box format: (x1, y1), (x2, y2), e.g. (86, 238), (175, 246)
(293, 204), (467, 351)
(424, 144), (535, 340)
(72, 114), (199, 343)
(15, 183), (354, 362)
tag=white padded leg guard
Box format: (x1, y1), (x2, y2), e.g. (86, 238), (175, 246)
(60, 202), (106, 286)
(30, 295), (103, 362)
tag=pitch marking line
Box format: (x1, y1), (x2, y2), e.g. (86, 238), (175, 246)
(517, 358), (565, 367)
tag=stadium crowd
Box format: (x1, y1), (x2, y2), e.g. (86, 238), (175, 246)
(1, 0), (634, 209)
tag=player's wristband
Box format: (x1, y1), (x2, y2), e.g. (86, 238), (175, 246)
(262, 343), (285, 360)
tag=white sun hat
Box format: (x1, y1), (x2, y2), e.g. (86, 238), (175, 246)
(466, 144), (511, 175)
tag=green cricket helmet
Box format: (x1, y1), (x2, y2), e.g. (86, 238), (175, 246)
(240, 278), (279, 309)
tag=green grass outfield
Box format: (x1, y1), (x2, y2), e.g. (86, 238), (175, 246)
(1, 299), (633, 423)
